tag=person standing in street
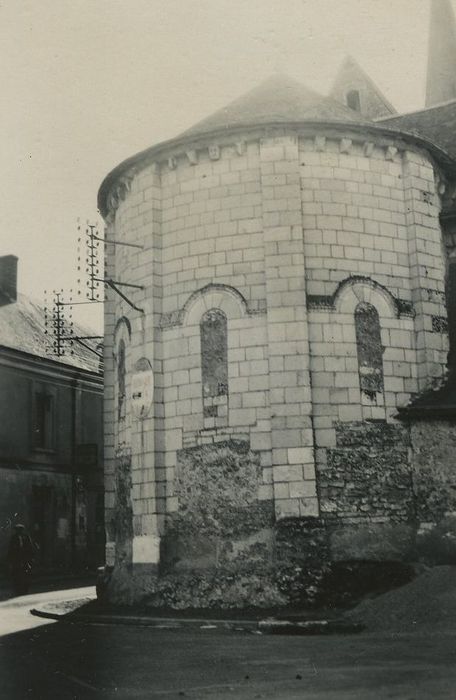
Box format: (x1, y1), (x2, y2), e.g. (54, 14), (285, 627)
(7, 524), (36, 596)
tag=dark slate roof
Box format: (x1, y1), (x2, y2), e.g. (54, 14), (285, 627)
(378, 100), (456, 161)
(0, 293), (102, 374)
(397, 371), (456, 420)
(178, 74), (364, 139)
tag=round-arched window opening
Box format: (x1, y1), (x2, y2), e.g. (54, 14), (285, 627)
(200, 308), (229, 426)
(117, 339), (126, 420)
(354, 302), (384, 402)
(200, 309), (228, 399)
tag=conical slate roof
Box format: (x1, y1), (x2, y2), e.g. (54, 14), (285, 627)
(179, 74), (362, 139)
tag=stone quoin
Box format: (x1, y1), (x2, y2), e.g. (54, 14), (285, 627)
(97, 3), (456, 606)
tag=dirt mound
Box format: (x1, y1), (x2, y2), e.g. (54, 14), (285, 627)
(346, 566), (456, 633)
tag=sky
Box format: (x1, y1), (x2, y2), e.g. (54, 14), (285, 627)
(0, 0), (454, 332)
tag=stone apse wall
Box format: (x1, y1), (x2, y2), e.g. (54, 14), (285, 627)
(102, 125), (456, 605)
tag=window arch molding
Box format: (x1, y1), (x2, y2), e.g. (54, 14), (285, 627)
(179, 285), (247, 431)
(333, 277), (397, 320)
(181, 283), (248, 327)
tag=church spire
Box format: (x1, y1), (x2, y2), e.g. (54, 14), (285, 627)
(426, 0), (456, 106)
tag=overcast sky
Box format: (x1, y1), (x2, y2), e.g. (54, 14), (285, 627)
(0, 0), (453, 331)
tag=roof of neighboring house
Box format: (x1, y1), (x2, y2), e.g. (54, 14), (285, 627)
(378, 99), (456, 161)
(397, 371), (456, 420)
(0, 293), (102, 374)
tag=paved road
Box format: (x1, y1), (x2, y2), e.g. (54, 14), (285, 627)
(1, 588), (456, 699)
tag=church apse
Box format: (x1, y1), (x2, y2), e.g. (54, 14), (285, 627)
(98, 64), (456, 605)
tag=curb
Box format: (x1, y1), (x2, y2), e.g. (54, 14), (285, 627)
(30, 607), (363, 634)
(258, 618), (365, 635)
(30, 608), (63, 620)
(30, 608), (259, 631)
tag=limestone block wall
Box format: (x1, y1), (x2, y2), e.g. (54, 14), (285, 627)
(300, 139), (411, 300)
(160, 142), (265, 315)
(297, 136), (448, 552)
(103, 160), (162, 572)
(300, 138), (447, 409)
(441, 182), (456, 364)
(102, 123), (452, 585)
(260, 135), (317, 521)
(149, 134), (318, 541)
(157, 142), (271, 543)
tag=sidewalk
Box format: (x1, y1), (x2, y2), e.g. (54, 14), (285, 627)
(0, 571), (96, 602)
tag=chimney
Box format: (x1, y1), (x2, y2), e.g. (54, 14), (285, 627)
(0, 255), (18, 306)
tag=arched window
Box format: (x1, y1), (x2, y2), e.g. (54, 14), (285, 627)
(346, 89), (361, 112)
(355, 302), (384, 404)
(200, 309), (228, 426)
(117, 339), (126, 420)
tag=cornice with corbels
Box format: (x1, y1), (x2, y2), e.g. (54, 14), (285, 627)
(104, 126), (451, 221)
(105, 168), (138, 223)
(313, 133), (402, 161)
(105, 139), (252, 218)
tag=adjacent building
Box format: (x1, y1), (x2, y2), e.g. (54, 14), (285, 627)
(0, 255), (104, 577)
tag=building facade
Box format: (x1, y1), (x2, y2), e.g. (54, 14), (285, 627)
(0, 256), (104, 577)
(97, 1), (456, 606)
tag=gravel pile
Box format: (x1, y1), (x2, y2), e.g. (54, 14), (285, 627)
(346, 566), (456, 633)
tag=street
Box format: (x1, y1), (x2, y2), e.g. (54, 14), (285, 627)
(1, 587), (456, 699)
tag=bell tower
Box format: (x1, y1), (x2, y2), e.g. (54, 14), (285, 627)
(426, 0), (456, 106)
